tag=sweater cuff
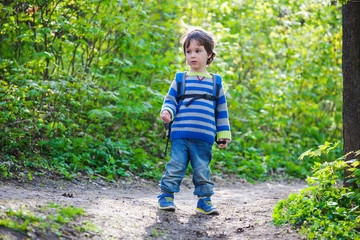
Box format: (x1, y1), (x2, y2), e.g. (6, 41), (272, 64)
(217, 131), (231, 141)
(161, 107), (175, 121)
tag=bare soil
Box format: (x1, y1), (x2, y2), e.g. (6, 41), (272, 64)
(0, 176), (306, 239)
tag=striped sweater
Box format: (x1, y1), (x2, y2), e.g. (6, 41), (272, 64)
(161, 72), (231, 145)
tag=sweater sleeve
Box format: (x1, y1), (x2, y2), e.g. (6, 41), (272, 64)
(160, 78), (178, 121)
(216, 82), (231, 141)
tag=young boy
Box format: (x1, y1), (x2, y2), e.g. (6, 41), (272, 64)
(158, 28), (231, 215)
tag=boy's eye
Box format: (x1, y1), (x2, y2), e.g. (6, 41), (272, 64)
(186, 50), (191, 54)
(196, 50), (201, 53)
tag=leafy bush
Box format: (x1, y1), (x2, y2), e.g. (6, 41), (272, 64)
(273, 144), (360, 239)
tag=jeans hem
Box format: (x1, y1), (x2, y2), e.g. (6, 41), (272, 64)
(193, 190), (214, 197)
(160, 185), (180, 194)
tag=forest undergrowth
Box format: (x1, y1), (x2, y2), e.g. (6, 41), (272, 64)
(0, 0), (343, 182)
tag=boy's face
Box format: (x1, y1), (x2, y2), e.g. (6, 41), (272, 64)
(185, 39), (211, 73)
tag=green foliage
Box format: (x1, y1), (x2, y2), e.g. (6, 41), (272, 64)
(210, 0), (342, 180)
(0, 0), (342, 181)
(0, 203), (97, 238)
(273, 145), (360, 239)
(39, 136), (163, 179)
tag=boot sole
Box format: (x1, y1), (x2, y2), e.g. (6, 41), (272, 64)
(196, 208), (220, 215)
(158, 204), (176, 212)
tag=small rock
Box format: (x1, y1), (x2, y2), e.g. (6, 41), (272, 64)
(62, 192), (74, 198)
(236, 227), (244, 233)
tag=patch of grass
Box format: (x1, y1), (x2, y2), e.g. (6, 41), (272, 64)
(0, 203), (98, 239)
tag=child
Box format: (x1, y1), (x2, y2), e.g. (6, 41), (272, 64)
(158, 27), (231, 215)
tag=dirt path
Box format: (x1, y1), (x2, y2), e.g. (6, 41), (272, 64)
(0, 176), (306, 239)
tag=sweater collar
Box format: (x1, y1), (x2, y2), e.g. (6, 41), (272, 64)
(187, 72), (212, 79)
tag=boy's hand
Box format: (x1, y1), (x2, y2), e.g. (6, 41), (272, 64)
(219, 139), (230, 149)
(161, 110), (172, 123)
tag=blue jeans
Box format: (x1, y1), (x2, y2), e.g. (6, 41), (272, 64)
(160, 138), (214, 197)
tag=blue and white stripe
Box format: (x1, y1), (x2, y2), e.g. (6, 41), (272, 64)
(161, 73), (231, 145)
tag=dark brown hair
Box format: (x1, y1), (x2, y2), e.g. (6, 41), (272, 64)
(180, 28), (216, 65)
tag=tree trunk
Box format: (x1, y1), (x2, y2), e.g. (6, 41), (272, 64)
(342, 1), (360, 189)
